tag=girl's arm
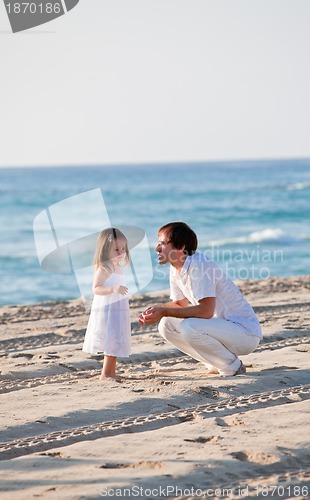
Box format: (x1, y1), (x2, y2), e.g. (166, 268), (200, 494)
(92, 268), (128, 296)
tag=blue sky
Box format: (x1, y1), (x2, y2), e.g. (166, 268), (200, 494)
(1, 0), (310, 167)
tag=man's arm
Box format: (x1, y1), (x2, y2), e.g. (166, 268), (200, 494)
(140, 297), (215, 325)
(163, 298), (189, 309)
(164, 297), (215, 319)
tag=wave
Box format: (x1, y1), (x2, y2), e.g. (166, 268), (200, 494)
(208, 228), (305, 246)
(286, 182), (310, 191)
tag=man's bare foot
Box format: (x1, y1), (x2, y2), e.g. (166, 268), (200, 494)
(206, 368), (219, 375)
(203, 363), (219, 375)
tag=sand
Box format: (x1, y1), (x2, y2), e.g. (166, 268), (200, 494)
(0, 276), (309, 499)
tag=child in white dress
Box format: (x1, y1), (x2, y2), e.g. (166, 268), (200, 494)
(83, 227), (131, 381)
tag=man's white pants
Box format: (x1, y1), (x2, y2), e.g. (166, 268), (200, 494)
(158, 316), (260, 376)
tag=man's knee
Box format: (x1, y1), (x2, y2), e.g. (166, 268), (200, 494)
(180, 318), (199, 343)
(158, 316), (171, 340)
(180, 318), (193, 342)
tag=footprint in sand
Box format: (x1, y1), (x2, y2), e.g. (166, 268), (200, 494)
(226, 415), (245, 426)
(193, 386), (220, 398)
(99, 461), (164, 470)
(296, 345), (310, 352)
(230, 450), (279, 464)
(40, 451), (70, 458)
(184, 436), (223, 444)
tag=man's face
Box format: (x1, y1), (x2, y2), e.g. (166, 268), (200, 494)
(155, 232), (174, 265)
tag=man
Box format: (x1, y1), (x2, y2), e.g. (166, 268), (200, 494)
(139, 222), (262, 377)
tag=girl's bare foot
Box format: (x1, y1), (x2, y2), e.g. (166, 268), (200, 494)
(99, 374), (123, 382)
(100, 355), (120, 381)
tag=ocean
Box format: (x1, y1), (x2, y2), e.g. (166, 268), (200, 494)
(1, 159), (310, 306)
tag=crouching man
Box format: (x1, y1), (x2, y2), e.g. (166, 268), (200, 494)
(139, 222), (262, 377)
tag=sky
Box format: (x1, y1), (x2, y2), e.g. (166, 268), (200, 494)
(1, 0), (310, 167)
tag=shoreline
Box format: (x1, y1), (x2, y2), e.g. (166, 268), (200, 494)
(0, 275), (309, 498)
(0, 274), (310, 312)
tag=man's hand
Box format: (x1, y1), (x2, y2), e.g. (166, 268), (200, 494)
(139, 305), (166, 326)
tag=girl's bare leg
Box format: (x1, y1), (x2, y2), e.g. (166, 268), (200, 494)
(99, 355), (122, 381)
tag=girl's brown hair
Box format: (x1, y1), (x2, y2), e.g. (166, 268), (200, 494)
(93, 227), (129, 272)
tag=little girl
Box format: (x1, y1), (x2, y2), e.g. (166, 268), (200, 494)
(83, 227), (131, 381)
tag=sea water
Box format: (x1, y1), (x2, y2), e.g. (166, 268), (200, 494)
(0, 159), (309, 305)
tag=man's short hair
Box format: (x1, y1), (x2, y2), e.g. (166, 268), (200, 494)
(158, 222), (198, 256)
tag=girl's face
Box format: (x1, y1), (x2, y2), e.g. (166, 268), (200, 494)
(108, 238), (128, 265)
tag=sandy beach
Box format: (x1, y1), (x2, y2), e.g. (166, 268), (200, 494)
(0, 276), (309, 499)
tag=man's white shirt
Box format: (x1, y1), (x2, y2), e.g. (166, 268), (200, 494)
(169, 252), (262, 339)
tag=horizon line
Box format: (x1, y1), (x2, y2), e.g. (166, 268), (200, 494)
(1, 156), (310, 170)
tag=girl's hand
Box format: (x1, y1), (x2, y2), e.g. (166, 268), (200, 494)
(114, 285), (128, 295)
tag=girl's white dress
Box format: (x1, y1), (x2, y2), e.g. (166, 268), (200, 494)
(83, 272), (131, 357)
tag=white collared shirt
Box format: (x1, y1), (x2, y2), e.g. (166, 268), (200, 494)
(170, 252), (262, 338)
